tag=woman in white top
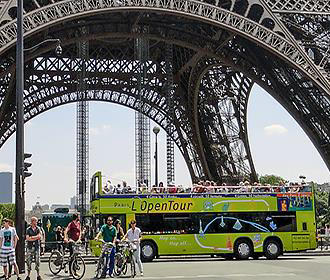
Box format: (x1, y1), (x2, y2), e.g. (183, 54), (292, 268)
(122, 220), (143, 276)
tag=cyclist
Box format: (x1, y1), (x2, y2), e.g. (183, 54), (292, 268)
(64, 213), (81, 277)
(95, 216), (117, 278)
(122, 220), (143, 276)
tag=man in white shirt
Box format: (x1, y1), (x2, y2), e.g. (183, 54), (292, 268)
(123, 220), (143, 276)
(0, 218), (21, 280)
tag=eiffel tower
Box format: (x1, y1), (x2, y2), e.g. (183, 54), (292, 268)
(0, 0), (329, 186)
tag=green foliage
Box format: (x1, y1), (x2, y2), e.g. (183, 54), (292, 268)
(259, 174), (286, 185)
(0, 204), (15, 224)
(315, 189), (330, 227)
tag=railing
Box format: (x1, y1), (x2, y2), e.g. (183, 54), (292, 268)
(100, 184), (312, 196)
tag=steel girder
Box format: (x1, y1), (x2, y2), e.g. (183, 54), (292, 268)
(0, 0), (328, 93)
(0, 3), (328, 181)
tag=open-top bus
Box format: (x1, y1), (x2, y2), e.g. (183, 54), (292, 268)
(89, 171), (317, 261)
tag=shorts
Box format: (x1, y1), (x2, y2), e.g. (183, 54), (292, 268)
(0, 249), (16, 266)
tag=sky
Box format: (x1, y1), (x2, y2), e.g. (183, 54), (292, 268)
(0, 84), (329, 209)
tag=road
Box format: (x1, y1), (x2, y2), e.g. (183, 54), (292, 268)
(1, 255), (330, 279)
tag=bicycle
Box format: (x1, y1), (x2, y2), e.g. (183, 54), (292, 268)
(94, 240), (115, 279)
(114, 240), (137, 278)
(48, 241), (86, 280)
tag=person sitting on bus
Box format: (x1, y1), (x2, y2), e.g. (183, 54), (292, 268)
(139, 183), (147, 194)
(168, 182), (177, 193)
(158, 182), (165, 193)
(122, 181), (130, 194)
(116, 183), (123, 194)
(193, 182), (205, 193)
(205, 181), (213, 193)
(151, 184), (158, 193)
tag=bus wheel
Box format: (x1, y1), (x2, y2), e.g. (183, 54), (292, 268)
(264, 239), (281, 260)
(234, 239), (253, 260)
(141, 241), (157, 262)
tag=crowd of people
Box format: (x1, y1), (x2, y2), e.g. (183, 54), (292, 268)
(0, 214), (144, 279)
(102, 179), (310, 195)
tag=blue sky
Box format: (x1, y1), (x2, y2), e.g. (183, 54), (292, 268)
(0, 84), (329, 209)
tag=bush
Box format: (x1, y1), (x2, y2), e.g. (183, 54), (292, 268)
(0, 204), (15, 224)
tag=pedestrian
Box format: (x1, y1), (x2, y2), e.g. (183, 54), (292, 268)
(64, 213), (81, 277)
(37, 221), (45, 256)
(0, 218), (21, 280)
(114, 220), (124, 241)
(325, 224), (330, 250)
(122, 220), (143, 276)
(94, 216), (117, 278)
(25, 217), (42, 280)
(55, 226), (64, 253)
(81, 226), (90, 255)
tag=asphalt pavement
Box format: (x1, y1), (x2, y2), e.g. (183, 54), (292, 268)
(1, 254), (330, 280)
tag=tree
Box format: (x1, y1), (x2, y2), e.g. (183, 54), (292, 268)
(315, 188), (330, 227)
(259, 174), (286, 185)
(0, 204), (15, 224)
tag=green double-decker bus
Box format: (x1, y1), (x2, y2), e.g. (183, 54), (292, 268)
(89, 172), (317, 261)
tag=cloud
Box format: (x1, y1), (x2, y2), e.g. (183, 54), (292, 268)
(264, 124), (288, 136)
(102, 124), (111, 131)
(0, 163), (13, 172)
(90, 124), (112, 136)
(89, 127), (100, 136)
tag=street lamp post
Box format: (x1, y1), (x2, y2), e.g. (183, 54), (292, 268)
(153, 126), (160, 187)
(15, 0), (62, 272)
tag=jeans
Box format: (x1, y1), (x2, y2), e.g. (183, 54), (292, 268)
(133, 246), (143, 274)
(103, 247), (115, 275)
(26, 247), (40, 273)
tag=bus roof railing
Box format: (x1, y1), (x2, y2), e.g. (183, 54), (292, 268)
(99, 184), (312, 196)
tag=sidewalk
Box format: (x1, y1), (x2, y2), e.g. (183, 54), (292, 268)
(285, 248), (330, 256)
(0, 262), (96, 279)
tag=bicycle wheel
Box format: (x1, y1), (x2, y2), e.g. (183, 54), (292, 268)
(48, 250), (62, 275)
(95, 256), (105, 279)
(122, 260), (128, 275)
(70, 255), (86, 280)
(114, 253), (123, 276)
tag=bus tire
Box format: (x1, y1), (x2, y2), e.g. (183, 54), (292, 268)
(140, 240), (157, 262)
(234, 239), (253, 260)
(264, 239), (282, 260)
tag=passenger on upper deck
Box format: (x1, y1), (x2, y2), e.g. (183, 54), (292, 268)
(158, 182), (165, 193)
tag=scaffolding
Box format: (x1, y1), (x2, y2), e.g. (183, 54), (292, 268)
(76, 28), (89, 217)
(165, 44), (175, 184)
(135, 34), (151, 188)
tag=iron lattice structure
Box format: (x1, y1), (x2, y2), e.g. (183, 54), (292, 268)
(0, 0), (329, 185)
(76, 26), (89, 216)
(135, 34), (151, 187)
(165, 43), (175, 185)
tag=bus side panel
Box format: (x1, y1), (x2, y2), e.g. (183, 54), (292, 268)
(294, 211), (317, 251)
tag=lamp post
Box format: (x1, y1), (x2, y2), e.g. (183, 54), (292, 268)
(15, 0), (62, 272)
(153, 126), (160, 187)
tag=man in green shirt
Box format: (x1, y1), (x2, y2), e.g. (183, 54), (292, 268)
(95, 216), (117, 278)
